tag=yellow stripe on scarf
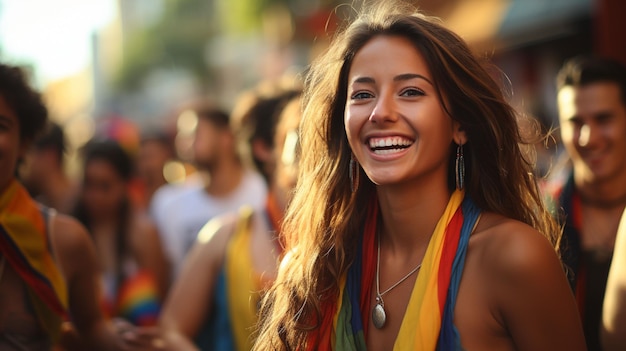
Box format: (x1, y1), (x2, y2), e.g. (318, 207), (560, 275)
(225, 206), (261, 351)
(0, 180), (68, 341)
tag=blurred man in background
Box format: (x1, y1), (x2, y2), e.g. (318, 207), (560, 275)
(150, 103), (267, 280)
(136, 131), (176, 208)
(548, 56), (626, 351)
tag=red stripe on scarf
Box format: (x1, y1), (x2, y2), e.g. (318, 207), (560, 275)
(0, 235), (66, 316)
(437, 206), (463, 314)
(359, 198), (378, 339)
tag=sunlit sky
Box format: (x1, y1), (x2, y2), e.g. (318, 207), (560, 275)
(0, 0), (117, 87)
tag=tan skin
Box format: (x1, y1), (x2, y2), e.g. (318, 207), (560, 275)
(346, 35), (585, 350)
(0, 95), (156, 350)
(160, 103), (301, 350)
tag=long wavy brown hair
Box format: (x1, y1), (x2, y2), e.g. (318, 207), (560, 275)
(253, 2), (560, 350)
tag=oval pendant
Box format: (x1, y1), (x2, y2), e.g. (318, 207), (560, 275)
(372, 303), (387, 329)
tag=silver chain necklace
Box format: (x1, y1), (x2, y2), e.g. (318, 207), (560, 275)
(372, 234), (422, 329)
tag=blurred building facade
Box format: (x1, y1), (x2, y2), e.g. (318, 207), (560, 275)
(36, 0), (624, 164)
(419, 0), (624, 175)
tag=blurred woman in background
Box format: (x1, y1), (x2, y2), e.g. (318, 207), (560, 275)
(74, 139), (169, 327)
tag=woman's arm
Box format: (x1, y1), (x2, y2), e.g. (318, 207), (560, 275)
(601, 208), (626, 350)
(159, 214), (236, 351)
(489, 221), (586, 351)
(53, 215), (156, 351)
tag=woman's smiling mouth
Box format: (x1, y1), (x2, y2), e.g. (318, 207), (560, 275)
(368, 136), (414, 155)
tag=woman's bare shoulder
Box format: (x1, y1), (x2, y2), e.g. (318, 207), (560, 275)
(49, 213), (99, 281)
(50, 213), (93, 255)
(469, 212), (560, 279)
(463, 215), (584, 350)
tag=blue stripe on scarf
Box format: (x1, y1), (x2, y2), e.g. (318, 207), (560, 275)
(347, 234), (364, 335)
(437, 198), (480, 351)
(335, 234), (367, 350)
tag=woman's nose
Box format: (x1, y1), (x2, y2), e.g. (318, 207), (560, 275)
(369, 92), (398, 124)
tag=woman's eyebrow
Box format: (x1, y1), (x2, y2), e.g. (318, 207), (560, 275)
(394, 73), (432, 85)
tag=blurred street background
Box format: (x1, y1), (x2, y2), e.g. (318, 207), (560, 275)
(0, 0), (624, 178)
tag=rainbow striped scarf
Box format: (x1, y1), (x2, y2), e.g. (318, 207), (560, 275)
(0, 180), (68, 340)
(312, 190), (480, 350)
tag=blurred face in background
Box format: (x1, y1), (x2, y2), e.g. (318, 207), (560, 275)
(192, 118), (228, 170)
(272, 99), (301, 211)
(558, 82), (626, 184)
(81, 158), (127, 219)
(0, 94), (25, 191)
(137, 138), (173, 185)
(19, 147), (56, 195)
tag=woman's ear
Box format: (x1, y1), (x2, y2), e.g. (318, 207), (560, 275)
(452, 121), (467, 145)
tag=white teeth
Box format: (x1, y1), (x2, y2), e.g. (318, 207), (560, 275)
(368, 137), (413, 149)
(373, 148), (406, 155)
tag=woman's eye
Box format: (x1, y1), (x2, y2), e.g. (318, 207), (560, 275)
(400, 88), (424, 97)
(351, 91), (373, 100)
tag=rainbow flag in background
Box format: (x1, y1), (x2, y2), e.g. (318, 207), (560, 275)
(116, 270), (161, 326)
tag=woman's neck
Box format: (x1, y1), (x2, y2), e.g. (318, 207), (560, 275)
(376, 180), (452, 256)
(89, 216), (121, 232)
(88, 203), (126, 229)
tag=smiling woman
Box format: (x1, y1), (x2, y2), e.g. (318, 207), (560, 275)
(253, 1), (586, 351)
(345, 35), (457, 188)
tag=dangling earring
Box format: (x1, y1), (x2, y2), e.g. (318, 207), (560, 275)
(349, 155), (360, 193)
(455, 144), (465, 190)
